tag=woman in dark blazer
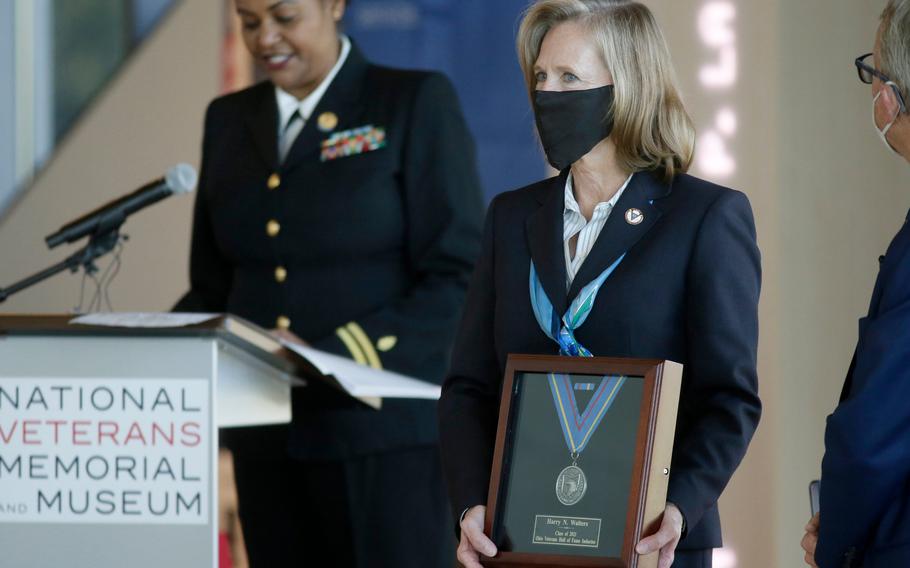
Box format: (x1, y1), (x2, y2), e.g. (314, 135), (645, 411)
(438, 2), (761, 568)
(175, 0), (484, 566)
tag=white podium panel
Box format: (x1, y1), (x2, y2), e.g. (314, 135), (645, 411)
(0, 319), (294, 568)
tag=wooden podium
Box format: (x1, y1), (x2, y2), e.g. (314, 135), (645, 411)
(0, 314), (326, 568)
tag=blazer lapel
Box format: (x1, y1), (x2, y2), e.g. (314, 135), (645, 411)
(566, 171), (671, 301)
(282, 41), (370, 173)
(244, 84), (280, 170)
(526, 171), (570, 317)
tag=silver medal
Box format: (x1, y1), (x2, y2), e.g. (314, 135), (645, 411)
(555, 464), (587, 506)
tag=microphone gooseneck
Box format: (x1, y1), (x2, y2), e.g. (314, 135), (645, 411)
(44, 163), (198, 249)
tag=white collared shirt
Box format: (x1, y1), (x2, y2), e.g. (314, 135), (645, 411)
(275, 34), (352, 160)
(563, 172), (634, 286)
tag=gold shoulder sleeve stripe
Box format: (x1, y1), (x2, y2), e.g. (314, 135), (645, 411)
(345, 322), (383, 369)
(336, 326), (368, 365)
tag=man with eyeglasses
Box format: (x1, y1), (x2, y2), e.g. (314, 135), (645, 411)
(801, 1), (910, 567)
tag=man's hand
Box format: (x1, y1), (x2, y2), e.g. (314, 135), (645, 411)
(636, 503), (685, 568)
(800, 513), (820, 567)
(457, 506), (497, 568)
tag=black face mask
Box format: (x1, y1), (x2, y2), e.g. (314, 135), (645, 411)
(532, 85), (616, 171)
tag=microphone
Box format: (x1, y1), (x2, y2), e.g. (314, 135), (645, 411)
(45, 163), (198, 249)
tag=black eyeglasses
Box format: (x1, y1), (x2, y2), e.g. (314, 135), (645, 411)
(856, 52), (907, 112)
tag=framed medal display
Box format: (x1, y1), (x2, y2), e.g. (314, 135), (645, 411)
(482, 355), (682, 568)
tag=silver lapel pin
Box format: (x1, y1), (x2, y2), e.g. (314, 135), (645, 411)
(625, 208), (644, 225)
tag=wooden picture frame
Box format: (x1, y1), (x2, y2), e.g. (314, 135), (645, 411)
(482, 355), (682, 568)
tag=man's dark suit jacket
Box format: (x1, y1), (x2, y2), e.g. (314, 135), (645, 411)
(817, 211), (910, 568)
(175, 43), (484, 460)
(438, 169), (762, 551)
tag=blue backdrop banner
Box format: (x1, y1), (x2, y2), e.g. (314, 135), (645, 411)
(346, 0), (547, 202)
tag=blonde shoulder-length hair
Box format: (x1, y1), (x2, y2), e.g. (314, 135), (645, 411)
(517, 0), (695, 180)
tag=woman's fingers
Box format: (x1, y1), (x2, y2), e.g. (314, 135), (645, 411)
(462, 521), (497, 557)
(460, 505), (497, 560)
(456, 537), (485, 568)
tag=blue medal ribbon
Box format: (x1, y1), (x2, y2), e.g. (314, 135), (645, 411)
(548, 372), (625, 454)
(529, 256), (627, 457)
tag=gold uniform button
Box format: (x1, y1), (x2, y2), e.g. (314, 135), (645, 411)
(317, 111), (339, 132)
(266, 220), (281, 237)
(267, 173), (281, 190)
(276, 315), (291, 330)
(275, 266), (288, 283)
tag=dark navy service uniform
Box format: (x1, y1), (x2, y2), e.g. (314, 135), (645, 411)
(177, 42), (484, 567)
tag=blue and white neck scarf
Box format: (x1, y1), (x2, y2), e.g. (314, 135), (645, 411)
(529, 254), (625, 356)
(529, 256), (628, 471)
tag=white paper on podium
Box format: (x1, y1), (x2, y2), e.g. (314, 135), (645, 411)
(283, 342), (441, 400)
(71, 312), (219, 328)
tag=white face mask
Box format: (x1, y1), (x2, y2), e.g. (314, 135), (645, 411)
(873, 84), (901, 156)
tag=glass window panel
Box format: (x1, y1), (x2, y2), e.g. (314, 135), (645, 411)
(131, 0), (175, 40)
(0, 0), (177, 214)
(52, 0), (129, 139)
(0, 2), (15, 208)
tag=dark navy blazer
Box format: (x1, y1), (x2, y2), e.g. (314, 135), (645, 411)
(818, 210), (910, 568)
(438, 169), (762, 550)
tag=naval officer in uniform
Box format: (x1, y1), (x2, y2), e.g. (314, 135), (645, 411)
(175, 0), (484, 565)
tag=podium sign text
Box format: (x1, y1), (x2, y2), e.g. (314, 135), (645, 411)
(0, 378), (210, 525)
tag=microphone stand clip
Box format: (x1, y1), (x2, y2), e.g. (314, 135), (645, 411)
(0, 223), (126, 305)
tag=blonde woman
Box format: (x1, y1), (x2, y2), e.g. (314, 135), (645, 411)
(438, 1), (761, 567)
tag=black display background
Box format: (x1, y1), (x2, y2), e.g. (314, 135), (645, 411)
(494, 372), (644, 557)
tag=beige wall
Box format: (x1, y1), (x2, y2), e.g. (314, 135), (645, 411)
(3, 1), (910, 566)
(651, 2), (779, 565)
(0, 0), (221, 313)
(654, 0), (910, 566)
(775, 1), (910, 567)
